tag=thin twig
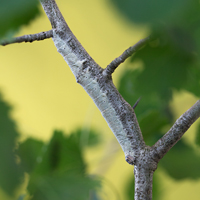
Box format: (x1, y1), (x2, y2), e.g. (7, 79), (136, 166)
(152, 100), (200, 161)
(133, 97), (141, 109)
(0, 30), (53, 46)
(103, 36), (152, 77)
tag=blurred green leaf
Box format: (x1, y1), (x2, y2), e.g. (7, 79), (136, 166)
(124, 175), (134, 200)
(118, 69), (169, 113)
(195, 123), (200, 147)
(114, 0), (200, 101)
(18, 128), (101, 176)
(29, 130), (86, 177)
(89, 190), (101, 200)
(29, 173), (100, 200)
(0, 0), (40, 38)
(152, 172), (162, 200)
(118, 24), (200, 181)
(160, 140), (200, 179)
(118, 68), (172, 116)
(71, 128), (102, 148)
(184, 62), (200, 97)
(0, 93), (23, 195)
(131, 29), (198, 98)
(118, 27), (200, 117)
(139, 110), (169, 146)
(18, 138), (45, 173)
(18, 194), (26, 200)
(109, 0), (200, 27)
(118, 61), (174, 147)
(20, 130), (101, 199)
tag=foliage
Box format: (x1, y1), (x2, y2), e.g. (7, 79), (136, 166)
(0, 92), (101, 199)
(112, 0), (200, 194)
(196, 123), (200, 146)
(18, 130), (101, 200)
(0, 0), (40, 39)
(0, 94), (23, 195)
(160, 140), (200, 179)
(109, 0), (200, 28)
(0, 0), (200, 199)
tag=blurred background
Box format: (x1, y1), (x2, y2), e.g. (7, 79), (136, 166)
(0, 0), (200, 199)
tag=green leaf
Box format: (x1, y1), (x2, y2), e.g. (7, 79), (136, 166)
(29, 173), (100, 200)
(18, 128), (101, 176)
(118, 27), (200, 114)
(118, 61), (175, 146)
(160, 140), (200, 179)
(152, 172), (162, 200)
(18, 138), (45, 173)
(18, 194), (26, 200)
(30, 130), (86, 177)
(0, 93), (23, 195)
(195, 123), (200, 147)
(118, 68), (172, 115)
(24, 130), (101, 199)
(139, 110), (169, 146)
(124, 175), (134, 200)
(111, 0), (200, 99)
(184, 62), (200, 97)
(71, 128), (102, 148)
(132, 31), (197, 97)
(0, 0), (40, 38)
(109, 0), (199, 27)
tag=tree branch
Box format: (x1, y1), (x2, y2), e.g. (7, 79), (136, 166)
(5, 0), (198, 199)
(103, 36), (151, 77)
(133, 97), (141, 109)
(152, 100), (200, 161)
(134, 166), (154, 200)
(0, 30), (53, 46)
(40, 0), (146, 162)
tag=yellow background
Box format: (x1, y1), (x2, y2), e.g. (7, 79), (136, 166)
(0, 0), (200, 199)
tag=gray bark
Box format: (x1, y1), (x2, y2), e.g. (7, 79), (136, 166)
(2, 0), (200, 199)
(39, 1), (200, 199)
(0, 30), (53, 46)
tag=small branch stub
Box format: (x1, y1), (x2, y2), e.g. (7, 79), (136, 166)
(103, 36), (151, 77)
(133, 97), (141, 109)
(0, 30), (53, 46)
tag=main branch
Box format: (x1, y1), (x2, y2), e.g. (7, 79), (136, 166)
(40, 0), (145, 162)
(39, 1), (200, 199)
(2, 0), (200, 199)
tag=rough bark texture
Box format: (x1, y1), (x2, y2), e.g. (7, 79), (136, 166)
(153, 100), (200, 161)
(2, 0), (200, 199)
(40, 0), (146, 161)
(39, 1), (200, 199)
(0, 30), (53, 46)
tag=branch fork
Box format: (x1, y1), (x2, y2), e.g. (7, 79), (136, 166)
(2, 0), (200, 199)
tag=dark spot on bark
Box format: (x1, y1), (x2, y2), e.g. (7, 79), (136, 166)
(67, 38), (76, 50)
